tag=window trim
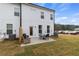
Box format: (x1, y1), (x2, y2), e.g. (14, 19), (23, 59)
(41, 12), (44, 19)
(38, 25), (42, 34)
(7, 24), (13, 34)
(14, 7), (20, 16)
(47, 25), (50, 33)
(14, 12), (19, 16)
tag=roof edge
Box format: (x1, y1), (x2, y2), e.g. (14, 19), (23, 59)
(25, 3), (55, 12)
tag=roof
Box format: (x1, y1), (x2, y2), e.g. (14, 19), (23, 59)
(25, 3), (55, 12)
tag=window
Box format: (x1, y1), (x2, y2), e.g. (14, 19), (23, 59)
(47, 25), (50, 33)
(14, 8), (19, 16)
(38, 25), (42, 34)
(41, 12), (44, 19)
(7, 24), (13, 34)
(50, 14), (53, 20)
(14, 12), (19, 16)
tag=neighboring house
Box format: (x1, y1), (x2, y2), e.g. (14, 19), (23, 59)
(0, 3), (55, 38)
(74, 28), (79, 31)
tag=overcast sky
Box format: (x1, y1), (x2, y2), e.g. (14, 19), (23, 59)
(35, 3), (79, 25)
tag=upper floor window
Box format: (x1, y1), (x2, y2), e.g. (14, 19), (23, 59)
(14, 8), (20, 16)
(41, 12), (44, 19)
(50, 14), (53, 20)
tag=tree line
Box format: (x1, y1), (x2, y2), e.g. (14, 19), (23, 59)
(54, 24), (79, 31)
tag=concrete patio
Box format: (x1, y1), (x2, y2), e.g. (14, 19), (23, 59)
(20, 37), (56, 47)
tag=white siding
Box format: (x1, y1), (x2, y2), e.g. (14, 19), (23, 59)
(0, 3), (54, 38)
(22, 4), (54, 37)
(0, 3), (20, 37)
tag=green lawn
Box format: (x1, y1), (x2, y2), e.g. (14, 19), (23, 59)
(1, 34), (79, 56)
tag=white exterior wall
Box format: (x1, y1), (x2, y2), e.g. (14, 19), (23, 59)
(0, 3), (54, 38)
(0, 3), (20, 37)
(22, 4), (54, 37)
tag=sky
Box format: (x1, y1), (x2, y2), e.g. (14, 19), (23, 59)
(34, 3), (79, 25)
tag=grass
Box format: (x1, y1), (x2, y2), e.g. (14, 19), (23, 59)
(0, 40), (24, 56)
(16, 34), (79, 56)
(1, 34), (79, 56)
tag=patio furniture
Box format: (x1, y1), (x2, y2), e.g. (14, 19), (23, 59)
(39, 34), (43, 39)
(45, 34), (49, 39)
(39, 34), (49, 40)
(23, 33), (31, 44)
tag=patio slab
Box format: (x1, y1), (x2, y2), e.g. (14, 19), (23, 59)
(20, 38), (56, 47)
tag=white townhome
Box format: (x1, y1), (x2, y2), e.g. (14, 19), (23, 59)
(0, 3), (55, 38)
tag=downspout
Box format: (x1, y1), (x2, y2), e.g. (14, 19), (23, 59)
(19, 3), (23, 44)
(20, 3), (22, 27)
(53, 10), (55, 35)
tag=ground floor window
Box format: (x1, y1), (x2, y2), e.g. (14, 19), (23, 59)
(47, 25), (50, 34)
(38, 25), (42, 34)
(7, 24), (13, 34)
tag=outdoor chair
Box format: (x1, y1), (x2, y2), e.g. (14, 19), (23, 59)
(45, 34), (49, 40)
(39, 34), (49, 40)
(42, 34), (49, 40)
(23, 34), (31, 44)
(39, 34), (43, 39)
